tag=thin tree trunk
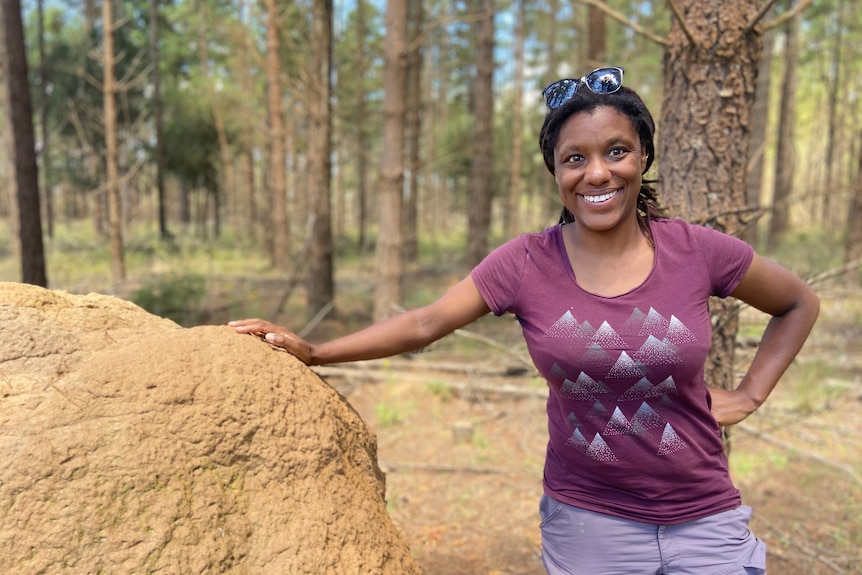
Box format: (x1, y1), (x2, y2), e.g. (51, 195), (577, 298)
(821, 0), (845, 231)
(102, 0), (125, 281)
(196, 0), (229, 239)
(373, 0), (407, 322)
(505, 0), (525, 238)
(264, 0), (288, 269)
(465, 0), (494, 267)
(403, 0), (423, 263)
(37, 0), (53, 239)
(430, 2), (452, 243)
(542, 0), (560, 222)
(744, 26), (773, 247)
(149, 0), (169, 239)
(844, 131), (862, 284)
(305, 0), (334, 320)
(586, 4), (606, 69)
(237, 0), (258, 239)
(2, 0), (47, 286)
(767, 10), (800, 252)
(355, 0), (370, 253)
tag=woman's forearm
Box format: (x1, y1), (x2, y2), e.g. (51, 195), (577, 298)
(736, 289), (820, 407)
(308, 307), (437, 365)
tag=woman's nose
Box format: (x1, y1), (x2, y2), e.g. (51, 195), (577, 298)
(584, 157), (611, 184)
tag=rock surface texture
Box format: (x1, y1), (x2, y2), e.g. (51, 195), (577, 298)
(0, 282), (420, 575)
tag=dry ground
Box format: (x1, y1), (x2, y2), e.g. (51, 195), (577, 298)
(310, 283), (862, 575)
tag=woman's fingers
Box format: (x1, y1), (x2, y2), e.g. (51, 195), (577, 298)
(229, 318), (276, 335)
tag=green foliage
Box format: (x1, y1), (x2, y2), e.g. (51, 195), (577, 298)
(374, 402), (404, 428)
(161, 88), (220, 189)
(765, 228), (846, 277)
(131, 272), (207, 326)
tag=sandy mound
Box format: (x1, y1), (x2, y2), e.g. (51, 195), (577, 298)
(0, 282), (420, 574)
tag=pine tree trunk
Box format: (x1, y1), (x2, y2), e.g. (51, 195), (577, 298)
(2, 0), (47, 286)
(305, 0), (334, 320)
(37, 0), (53, 239)
(744, 27), (773, 247)
(586, 5), (606, 69)
(767, 10), (800, 252)
(845, 131), (862, 283)
(373, 0), (407, 322)
(465, 0), (494, 267)
(658, 1), (762, 407)
(355, 0), (370, 253)
(402, 0), (423, 264)
(102, 0), (125, 282)
(149, 0), (169, 239)
(505, 0), (525, 238)
(264, 0), (288, 270)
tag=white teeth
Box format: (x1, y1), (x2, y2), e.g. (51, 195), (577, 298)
(582, 191), (618, 203)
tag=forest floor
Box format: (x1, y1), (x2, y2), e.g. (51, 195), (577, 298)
(301, 273), (862, 575)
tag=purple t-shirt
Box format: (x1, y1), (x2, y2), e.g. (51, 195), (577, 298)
(471, 218), (754, 525)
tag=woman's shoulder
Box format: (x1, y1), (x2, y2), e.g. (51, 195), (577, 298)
(651, 217), (746, 247)
(492, 225), (560, 253)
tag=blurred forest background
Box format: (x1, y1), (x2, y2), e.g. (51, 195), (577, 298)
(1, 0), (861, 325)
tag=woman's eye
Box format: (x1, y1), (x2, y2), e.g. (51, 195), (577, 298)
(564, 154), (583, 163)
(609, 147), (627, 158)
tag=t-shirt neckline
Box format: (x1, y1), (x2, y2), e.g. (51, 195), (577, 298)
(553, 221), (659, 300)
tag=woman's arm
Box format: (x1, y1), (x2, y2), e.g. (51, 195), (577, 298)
(709, 254), (820, 426)
(229, 276), (492, 366)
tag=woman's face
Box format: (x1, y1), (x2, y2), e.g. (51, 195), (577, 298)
(553, 106), (646, 235)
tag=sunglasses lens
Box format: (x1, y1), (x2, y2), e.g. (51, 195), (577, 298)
(544, 79), (577, 110)
(584, 68), (622, 94)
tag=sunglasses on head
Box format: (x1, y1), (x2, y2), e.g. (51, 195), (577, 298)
(542, 66), (624, 110)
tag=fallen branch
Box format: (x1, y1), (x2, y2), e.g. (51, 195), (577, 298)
(315, 357), (527, 377)
(379, 460), (537, 477)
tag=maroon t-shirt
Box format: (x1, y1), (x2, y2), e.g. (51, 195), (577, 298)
(471, 218), (754, 524)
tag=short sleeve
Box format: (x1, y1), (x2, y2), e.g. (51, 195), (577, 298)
(689, 225), (755, 297)
(470, 235), (530, 316)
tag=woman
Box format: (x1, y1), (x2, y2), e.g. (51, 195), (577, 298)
(231, 67), (819, 574)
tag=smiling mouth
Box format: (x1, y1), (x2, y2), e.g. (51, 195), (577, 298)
(580, 190), (619, 204)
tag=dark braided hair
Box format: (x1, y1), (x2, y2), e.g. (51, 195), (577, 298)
(538, 85), (665, 241)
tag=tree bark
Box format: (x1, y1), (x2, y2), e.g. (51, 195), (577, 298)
(37, 0), (53, 239)
(505, 0), (525, 238)
(587, 4), (606, 69)
(820, 0), (845, 231)
(845, 131), (862, 283)
(541, 0), (560, 222)
(743, 25), (773, 247)
(102, 0), (125, 282)
(402, 0), (423, 264)
(465, 0), (494, 267)
(196, 0), (230, 240)
(373, 0), (408, 322)
(149, 0), (169, 240)
(264, 0), (289, 270)
(2, 0), (47, 286)
(305, 0), (334, 320)
(355, 0), (370, 253)
(658, 1), (762, 411)
(767, 9), (800, 252)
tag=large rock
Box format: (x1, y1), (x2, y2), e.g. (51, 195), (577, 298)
(0, 282), (420, 574)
